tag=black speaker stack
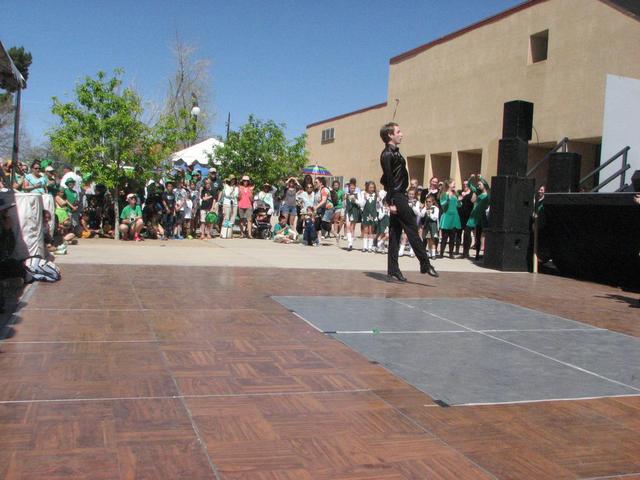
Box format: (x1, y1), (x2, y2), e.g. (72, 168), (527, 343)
(484, 100), (535, 271)
(547, 152), (582, 193)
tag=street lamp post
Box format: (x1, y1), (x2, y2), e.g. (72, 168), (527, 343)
(190, 93), (200, 146)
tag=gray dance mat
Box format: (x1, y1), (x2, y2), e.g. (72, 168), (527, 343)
(274, 296), (640, 405)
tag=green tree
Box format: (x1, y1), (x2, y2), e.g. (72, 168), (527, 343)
(213, 115), (307, 188)
(49, 69), (167, 239)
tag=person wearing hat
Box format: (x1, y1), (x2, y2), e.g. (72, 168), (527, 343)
(44, 165), (59, 195)
(22, 160), (48, 194)
(238, 175), (254, 239)
(221, 175), (238, 235)
(63, 177), (79, 218)
(120, 193), (144, 241)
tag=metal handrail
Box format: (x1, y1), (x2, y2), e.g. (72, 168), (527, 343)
(589, 164), (631, 192)
(579, 146), (630, 191)
(526, 137), (569, 177)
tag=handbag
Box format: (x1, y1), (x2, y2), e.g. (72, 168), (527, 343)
(205, 212), (218, 224)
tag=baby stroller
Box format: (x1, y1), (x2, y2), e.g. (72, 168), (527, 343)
(252, 205), (273, 239)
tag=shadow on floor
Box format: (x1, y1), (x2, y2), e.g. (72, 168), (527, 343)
(363, 271), (435, 288)
(0, 277), (26, 341)
(596, 293), (640, 309)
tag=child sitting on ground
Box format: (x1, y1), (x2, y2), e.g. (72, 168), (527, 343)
(79, 212), (98, 239)
(302, 207), (319, 246)
(273, 214), (296, 244)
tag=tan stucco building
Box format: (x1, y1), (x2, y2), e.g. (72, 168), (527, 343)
(305, 0), (640, 189)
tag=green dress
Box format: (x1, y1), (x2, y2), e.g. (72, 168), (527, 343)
(466, 177), (490, 229)
(345, 193), (361, 223)
(360, 193), (377, 226)
(439, 193), (462, 230)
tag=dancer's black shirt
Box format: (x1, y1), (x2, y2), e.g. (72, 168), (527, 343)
(380, 143), (409, 205)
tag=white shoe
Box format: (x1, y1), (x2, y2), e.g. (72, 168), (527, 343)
(398, 248), (404, 257)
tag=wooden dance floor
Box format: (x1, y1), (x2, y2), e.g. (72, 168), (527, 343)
(0, 264), (639, 479)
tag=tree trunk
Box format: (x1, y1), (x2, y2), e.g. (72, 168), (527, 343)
(113, 185), (120, 240)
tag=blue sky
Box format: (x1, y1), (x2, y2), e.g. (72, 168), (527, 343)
(5, 0), (520, 144)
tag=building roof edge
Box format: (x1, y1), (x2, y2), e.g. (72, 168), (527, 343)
(390, 0), (550, 65)
(305, 102), (387, 129)
(389, 0), (639, 66)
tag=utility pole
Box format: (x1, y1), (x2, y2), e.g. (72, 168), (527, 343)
(225, 112), (231, 141)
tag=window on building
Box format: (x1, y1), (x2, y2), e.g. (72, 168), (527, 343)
(530, 30), (549, 63)
(321, 127), (335, 144)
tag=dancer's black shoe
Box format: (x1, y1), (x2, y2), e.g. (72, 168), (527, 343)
(387, 271), (407, 282)
(420, 260), (439, 278)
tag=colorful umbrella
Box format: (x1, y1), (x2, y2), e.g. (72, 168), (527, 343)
(302, 164), (332, 176)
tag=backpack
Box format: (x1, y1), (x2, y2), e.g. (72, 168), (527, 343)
(23, 256), (61, 283)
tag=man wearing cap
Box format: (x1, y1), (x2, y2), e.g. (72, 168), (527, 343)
(44, 165), (59, 195)
(119, 193), (144, 241)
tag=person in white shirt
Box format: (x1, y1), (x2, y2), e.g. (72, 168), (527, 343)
(60, 165), (82, 195)
(375, 188), (390, 253)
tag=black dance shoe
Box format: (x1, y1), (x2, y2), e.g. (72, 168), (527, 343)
(387, 271), (407, 282)
(420, 261), (439, 278)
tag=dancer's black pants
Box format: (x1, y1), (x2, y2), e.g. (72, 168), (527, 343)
(387, 193), (430, 274)
(440, 229), (459, 257)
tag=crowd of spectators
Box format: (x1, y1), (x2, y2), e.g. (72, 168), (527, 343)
(0, 157), (506, 260)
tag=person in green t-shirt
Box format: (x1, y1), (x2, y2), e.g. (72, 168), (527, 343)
(273, 214), (296, 243)
(119, 193), (144, 241)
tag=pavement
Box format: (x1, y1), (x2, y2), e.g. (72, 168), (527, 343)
(56, 237), (505, 272)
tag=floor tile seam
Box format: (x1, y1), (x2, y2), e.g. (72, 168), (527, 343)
(454, 392), (640, 407)
(391, 299), (640, 395)
(331, 328), (604, 335)
(579, 472), (640, 480)
(129, 272), (222, 480)
(0, 389), (376, 405)
(1, 340), (160, 344)
(147, 321), (222, 479)
(368, 388), (500, 480)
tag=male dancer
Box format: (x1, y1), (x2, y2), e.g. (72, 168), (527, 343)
(380, 122), (438, 281)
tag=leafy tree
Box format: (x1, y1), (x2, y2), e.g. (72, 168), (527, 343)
(49, 69), (168, 239)
(162, 37), (213, 148)
(0, 46), (32, 93)
(213, 115), (308, 189)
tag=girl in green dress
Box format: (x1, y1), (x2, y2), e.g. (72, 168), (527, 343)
(466, 174), (491, 260)
(439, 179), (462, 258)
(344, 183), (361, 251)
(358, 181), (378, 253)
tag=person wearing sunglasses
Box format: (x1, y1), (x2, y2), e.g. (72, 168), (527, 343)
(22, 160), (48, 194)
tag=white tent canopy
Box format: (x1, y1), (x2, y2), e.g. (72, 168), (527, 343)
(170, 137), (224, 166)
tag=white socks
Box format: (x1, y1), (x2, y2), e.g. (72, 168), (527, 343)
(347, 232), (353, 246)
